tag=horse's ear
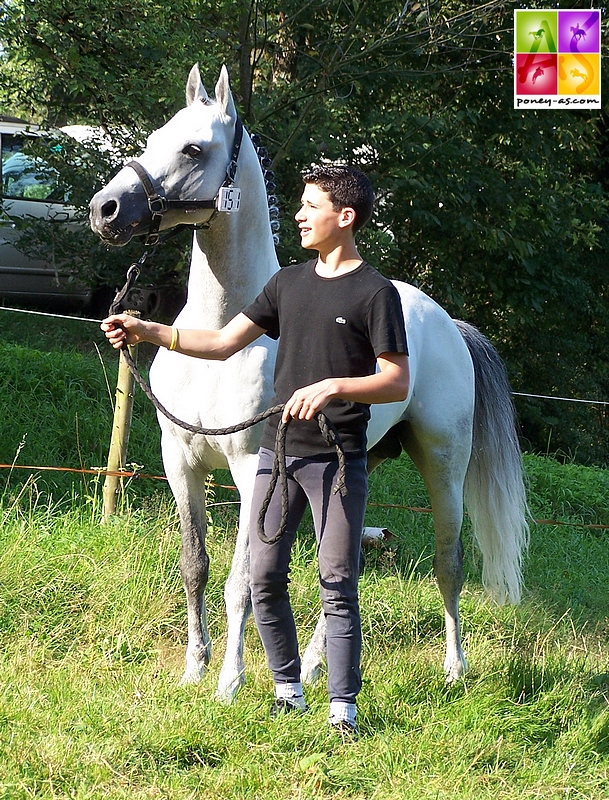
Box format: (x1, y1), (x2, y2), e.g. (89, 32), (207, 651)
(186, 63), (210, 106)
(214, 65), (236, 120)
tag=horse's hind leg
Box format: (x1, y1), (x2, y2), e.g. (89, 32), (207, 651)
(301, 613), (327, 685)
(401, 424), (469, 683)
(430, 482), (468, 683)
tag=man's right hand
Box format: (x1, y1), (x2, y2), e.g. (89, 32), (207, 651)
(101, 314), (152, 348)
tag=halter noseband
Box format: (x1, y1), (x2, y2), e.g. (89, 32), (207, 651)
(126, 116), (244, 245)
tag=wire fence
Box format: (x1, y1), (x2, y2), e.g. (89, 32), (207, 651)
(0, 462), (607, 530)
(0, 304), (607, 530)
(513, 391), (609, 407)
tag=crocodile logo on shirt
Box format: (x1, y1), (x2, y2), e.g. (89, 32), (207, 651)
(335, 316), (347, 324)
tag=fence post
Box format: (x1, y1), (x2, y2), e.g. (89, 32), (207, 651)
(102, 312), (139, 521)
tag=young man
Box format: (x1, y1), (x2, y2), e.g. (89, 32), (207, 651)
(102, 165), (409, 733)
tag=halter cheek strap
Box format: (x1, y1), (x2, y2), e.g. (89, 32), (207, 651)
(126, 116), (244, 245)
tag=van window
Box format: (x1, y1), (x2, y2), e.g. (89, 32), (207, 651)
(1, 134), (66, 202)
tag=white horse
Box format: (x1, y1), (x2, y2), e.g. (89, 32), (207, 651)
(90, 65), (529, 701)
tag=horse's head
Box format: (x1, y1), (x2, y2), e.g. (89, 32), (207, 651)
(89, 65), (243, 246)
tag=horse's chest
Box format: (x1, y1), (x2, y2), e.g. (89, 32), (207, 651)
(150, 341), (276, 428)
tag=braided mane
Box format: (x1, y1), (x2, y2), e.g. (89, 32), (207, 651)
(250, 133), (280, 244)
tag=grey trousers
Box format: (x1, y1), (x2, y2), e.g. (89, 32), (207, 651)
(249, 447), (368, 704)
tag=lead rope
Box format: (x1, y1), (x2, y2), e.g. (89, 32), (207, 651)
(109, 276), (348, 544)
(257, 413), (348, 545)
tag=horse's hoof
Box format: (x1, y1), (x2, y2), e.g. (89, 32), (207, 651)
(216, 668), (245, 704)
(179, 665), (205, 686)
(179, 642), (211, 686)
(301, 665), (321, 685)
(444, 654), (468, 684)
(362, 526), (394, 548)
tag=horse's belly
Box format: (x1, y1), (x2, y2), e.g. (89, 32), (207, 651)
(364, 281), (475, 451)
(367, 402), (409, 450)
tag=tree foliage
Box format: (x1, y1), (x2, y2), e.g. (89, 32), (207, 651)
(1, 0), (608, 463)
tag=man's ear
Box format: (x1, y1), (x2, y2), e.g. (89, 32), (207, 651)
(338, 207), (357, 229)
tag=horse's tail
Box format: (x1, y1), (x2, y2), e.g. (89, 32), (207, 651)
(454, 320), (530, 605)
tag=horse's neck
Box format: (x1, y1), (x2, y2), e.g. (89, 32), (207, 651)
(181, 165), (279, 329)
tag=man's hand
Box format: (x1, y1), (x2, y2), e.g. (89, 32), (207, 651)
(282, 379), (337, 423)
(101, 314), (154, 348)
(101, 311), (266, 359)
(282, 352), (409, 424)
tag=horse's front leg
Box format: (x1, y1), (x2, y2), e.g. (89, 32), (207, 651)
(215, 452), (259, 703)
(179, 511), (213, 685)
(163, 439), (212, 685)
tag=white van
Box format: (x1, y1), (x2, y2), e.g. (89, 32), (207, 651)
(0, 115), (166, 316)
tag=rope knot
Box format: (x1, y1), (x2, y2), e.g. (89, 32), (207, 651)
(317, 413), (348, 497)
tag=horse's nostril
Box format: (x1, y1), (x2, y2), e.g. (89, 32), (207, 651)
(101, 199), (118, 220)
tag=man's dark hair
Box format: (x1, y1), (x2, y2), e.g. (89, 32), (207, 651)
(301, 164), (375, 233)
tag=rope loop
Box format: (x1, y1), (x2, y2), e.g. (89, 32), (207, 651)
(256, 413), (348, 545)
(109, 264), (141, 315)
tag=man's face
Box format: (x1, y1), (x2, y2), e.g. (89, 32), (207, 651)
(295, 183), (350, 252)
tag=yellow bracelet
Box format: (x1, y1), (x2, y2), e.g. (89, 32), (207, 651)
(168, 327), (179, 351)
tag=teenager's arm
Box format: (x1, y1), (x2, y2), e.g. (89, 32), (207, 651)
(281, 352), (410, 422)
(101, 312), (267, 360)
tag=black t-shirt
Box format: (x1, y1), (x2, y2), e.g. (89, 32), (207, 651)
(242, 259), (408, 457)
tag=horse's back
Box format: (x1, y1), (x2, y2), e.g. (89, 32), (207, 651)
(367, 281), (474, 449)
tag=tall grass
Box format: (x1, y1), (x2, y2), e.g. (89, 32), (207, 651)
(0, 310), (608, 798)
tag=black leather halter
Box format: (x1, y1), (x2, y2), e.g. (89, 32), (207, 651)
(126, 116), (244, 245)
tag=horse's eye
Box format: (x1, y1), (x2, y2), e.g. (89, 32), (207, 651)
(183, 144), (203, 158)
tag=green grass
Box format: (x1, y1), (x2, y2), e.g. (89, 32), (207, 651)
(0, 308), (163, 500)
(0, 309), (609, 798)
(1, 484), (609, 799)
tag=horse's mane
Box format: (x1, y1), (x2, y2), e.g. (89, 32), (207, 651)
(250, 132), (280, 245)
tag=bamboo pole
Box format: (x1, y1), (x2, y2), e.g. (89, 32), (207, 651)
(102, 313), (139, 521)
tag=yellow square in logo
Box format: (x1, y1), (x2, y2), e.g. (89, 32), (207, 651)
(558, 52), (600, 95)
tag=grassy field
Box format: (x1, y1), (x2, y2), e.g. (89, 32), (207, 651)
(0, 308), (608, 799)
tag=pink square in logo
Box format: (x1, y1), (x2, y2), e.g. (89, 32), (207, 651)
(516, 54), (558, 95)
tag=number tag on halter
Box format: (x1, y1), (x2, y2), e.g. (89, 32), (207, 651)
(216, 186), (241, 212)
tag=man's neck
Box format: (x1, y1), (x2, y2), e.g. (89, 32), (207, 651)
(314, 243), (362, 278)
